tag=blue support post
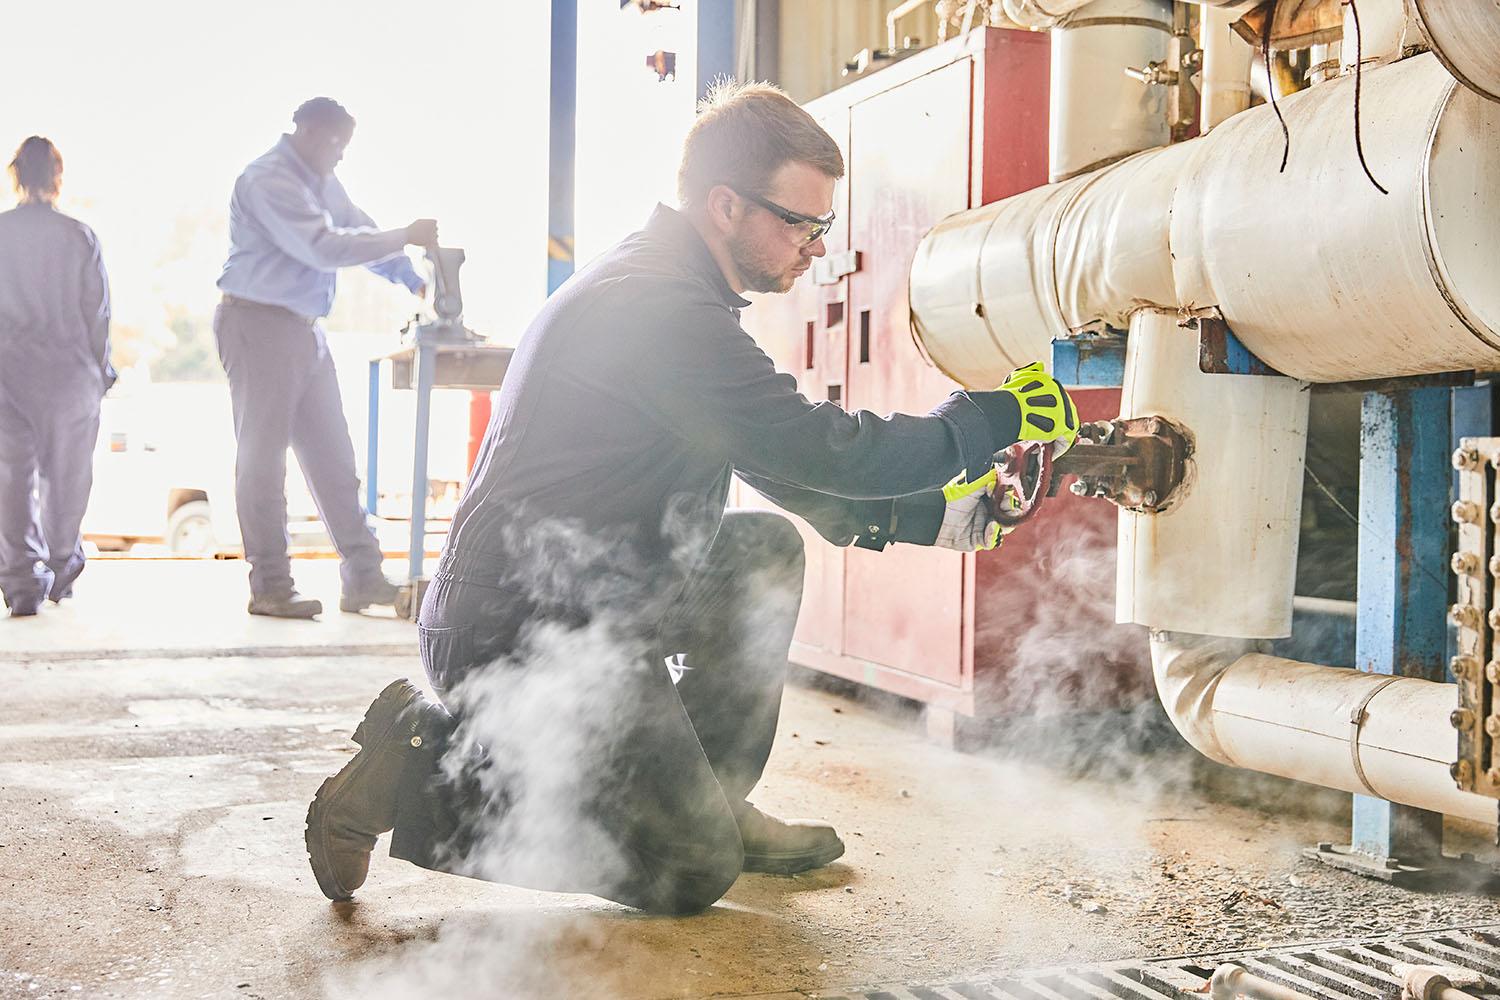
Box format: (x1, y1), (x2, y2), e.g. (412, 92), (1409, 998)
(366, 358), (381, 517)
(547, 0), (578, 296)
(407, 342), (437, 593)
(1350, 388), (1451, 860)
(696, 0), (737, 99)
(1051, 335), (1127, 388)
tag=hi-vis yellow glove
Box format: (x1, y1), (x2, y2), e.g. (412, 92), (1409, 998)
(998, 361), (1079, 455)
(935, 467), (1004, 551)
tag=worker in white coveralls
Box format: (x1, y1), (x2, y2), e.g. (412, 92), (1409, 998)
(215, 97), (439, 620)
(0, 137), (114, 618)
(305, 82), (1081, 913)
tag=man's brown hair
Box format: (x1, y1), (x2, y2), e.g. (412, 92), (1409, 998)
(8, 136), (62, 203)
(677, 80), (844, 210)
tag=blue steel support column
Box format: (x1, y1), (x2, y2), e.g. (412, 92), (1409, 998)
(407, 342), (436, 593)
(547, 0), (577, 296)
(696, 0), (737, 100)
(366, 358), (381, 516)
(1351, 388), (1451, 859)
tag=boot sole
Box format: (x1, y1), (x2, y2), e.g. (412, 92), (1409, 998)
(742, 837), (847, 876)
(249, 604), (322, 619)
(305, 679), (421, 901)
(338, 596), (395, 614)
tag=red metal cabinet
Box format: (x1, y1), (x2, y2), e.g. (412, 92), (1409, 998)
(738, 27), (1151, 724)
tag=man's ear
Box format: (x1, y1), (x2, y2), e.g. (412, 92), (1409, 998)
(702, 185), (739, 235)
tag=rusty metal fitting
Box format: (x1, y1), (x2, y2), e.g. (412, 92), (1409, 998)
(1451, 603), (1483, 629)
(1488, 608), (1500, 631)
(1454, 448), (1481, 470)
(1453, 551), (1480, 575)
(1488, 661), (1500, 684)
(1452, 759), (1474, 784)
(1453, 500), (1481, 524)
(1485, 716), (1500, 738)
(1451, 708), (1475, 730)
(1451, 655), (1479, 680)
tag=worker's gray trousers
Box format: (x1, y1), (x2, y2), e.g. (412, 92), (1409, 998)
(213, 299), (384, 598)
(390, 509), (806, 914)
(0, 362), (103, 610)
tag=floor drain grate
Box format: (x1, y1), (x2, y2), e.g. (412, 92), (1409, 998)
(822, 925), (1500, 999)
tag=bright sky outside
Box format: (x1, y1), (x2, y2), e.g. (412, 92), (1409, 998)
(1, 0), (697, 377)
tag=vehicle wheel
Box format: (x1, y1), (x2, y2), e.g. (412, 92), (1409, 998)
(166, 500), (216, 556)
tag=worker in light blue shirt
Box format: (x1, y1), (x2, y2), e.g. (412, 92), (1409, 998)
(215, 97), (438, 620)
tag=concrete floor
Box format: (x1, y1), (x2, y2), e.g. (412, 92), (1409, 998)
(4, 561), (1500, 1000)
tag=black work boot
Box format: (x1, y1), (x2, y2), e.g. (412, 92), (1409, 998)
(305, 679), (435, 900)
(248, 590), (323, 619)
(4, 590), (43, 618)
(735, 802), (845, 874)
(339, 575), (399, 613)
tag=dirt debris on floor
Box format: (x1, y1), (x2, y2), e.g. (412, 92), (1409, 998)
(2, 645), (1499, 1000)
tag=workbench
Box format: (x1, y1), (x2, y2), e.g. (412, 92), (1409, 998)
(365, 339), (513, 618)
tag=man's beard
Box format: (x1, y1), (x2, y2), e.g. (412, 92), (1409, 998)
(727, 235), (794, 294)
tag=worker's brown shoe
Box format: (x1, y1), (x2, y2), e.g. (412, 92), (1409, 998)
(735, 803), (845, 875)
(248, 590), (322, 619)
(339, 575), (400, 614)
(305, 679), (432, 901)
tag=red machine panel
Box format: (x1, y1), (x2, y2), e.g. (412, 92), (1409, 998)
(739, 27), (1151, 726)
(842, 58), (974, 686)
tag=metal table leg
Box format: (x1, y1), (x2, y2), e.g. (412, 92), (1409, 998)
(366, 358), (381, 516)
(401, 341), (437, 620)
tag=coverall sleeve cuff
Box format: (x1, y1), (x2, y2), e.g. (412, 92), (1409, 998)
(893, 492), (945, 546)
(933, 392), (1002, 482)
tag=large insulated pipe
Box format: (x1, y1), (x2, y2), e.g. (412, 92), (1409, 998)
(909, 53), (1500, 387)
(1411, 0), (1500, 103)
(1002, 0), (1258, 29)
(1152, 632), (1498, 825)
(1116, 312), (1308, 638)
(1049, 0), (1172, 181)
(1120, 311), (1495, 824)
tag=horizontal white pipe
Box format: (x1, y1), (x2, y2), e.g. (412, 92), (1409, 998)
(1003, 0), (1257, 29)
(1211, 964), (1319, 1000)
(1153, 631), (1498, 825)
(1411, 0), (1500, 102)
(909, 52), (1500, 387)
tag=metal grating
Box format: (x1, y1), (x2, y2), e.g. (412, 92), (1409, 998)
(822, 925), (1500, 999)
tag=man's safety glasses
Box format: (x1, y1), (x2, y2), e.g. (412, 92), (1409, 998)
(735, 190), (835, 247)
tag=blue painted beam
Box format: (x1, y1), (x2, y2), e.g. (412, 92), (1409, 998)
(547, 0), (578, 296)
(696, 0), (737, 100)
(1350, 388), (1450, 859)
(1051, 335), (1126, 388)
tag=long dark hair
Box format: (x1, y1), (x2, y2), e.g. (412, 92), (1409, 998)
(8, 136), (63, 203)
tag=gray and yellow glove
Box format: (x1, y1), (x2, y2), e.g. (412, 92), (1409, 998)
(998, 361), (1079, 455)
(935, 467), (1005, 551)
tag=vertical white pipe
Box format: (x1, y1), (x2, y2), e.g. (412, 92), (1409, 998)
(1199, 3), (1252, 129)
(1340, 0), (1409, 73)
(1115, 311), (1309, 638)
(1049, 0), (1172, 181)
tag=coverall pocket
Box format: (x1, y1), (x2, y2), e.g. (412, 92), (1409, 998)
(417, 624), (476, 698)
